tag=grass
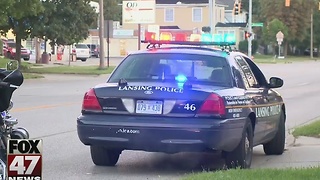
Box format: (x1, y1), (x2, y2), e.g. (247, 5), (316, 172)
(23, 73), (44, 79)
(0, 57), (43, 79)
(292, 119), (320, 138)
(252, 54), (318, 64)
(0, 57), (115, 75)
(182, 167), (320, 180)
(24, 65), (115, 75)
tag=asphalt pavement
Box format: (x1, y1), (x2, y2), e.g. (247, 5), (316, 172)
(9, 60), (320, 180)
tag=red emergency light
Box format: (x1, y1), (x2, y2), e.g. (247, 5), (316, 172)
(145, 32), (156, 41)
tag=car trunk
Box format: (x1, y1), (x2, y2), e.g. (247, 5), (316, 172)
(93, 82), (227, 117)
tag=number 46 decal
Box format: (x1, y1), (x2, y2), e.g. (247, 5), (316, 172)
(184, 103), (196, 111)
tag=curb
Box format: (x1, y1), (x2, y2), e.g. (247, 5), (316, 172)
(285, 133), (296, 147)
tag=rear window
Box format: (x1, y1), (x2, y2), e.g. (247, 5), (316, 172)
(7, 43), (16, 48)
(108, 53), (232, 86)
(75, 44), (89, 49)
(6, 43), (24, 48)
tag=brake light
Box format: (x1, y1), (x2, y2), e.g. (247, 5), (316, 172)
(198, 93), (225, 116)
(82, 88), (102, 112)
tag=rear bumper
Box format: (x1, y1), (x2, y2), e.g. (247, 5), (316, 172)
(77, 114), (247, 153)
(21, 54), (30, 59)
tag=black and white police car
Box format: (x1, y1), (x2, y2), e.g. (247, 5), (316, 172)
(77, 33), (286, 169)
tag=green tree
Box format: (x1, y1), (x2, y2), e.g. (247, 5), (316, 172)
(31, 0), (97, 47)
(239, 0), (263, 22)
(0, 0), (14, 25)
(0, 0), (43, 65)
(262, 19), (288, 45)
(260, 0), (314, 55)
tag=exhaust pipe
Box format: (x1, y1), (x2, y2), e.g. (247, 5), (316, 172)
(10, 127), (29, 139)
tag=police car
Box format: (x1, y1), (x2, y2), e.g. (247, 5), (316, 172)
(77, 32), (286, 169)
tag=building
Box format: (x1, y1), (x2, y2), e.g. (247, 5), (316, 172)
(122, 0), (228, 32)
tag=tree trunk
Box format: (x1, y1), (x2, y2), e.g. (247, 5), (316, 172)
(35, 38), (41, 64)
(15, 35), (22, 68)
(284, 41), (288, 57)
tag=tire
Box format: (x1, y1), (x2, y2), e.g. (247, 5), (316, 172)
(90, 146), (121, 166)
(224, 119), (253, 169)
(7, 52), (13, 59)
(23, 58), (30, 61)
(81, 58), (87, 62)
(263, 111), (285, 155)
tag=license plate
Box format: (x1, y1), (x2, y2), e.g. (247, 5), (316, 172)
(136, 100), (162, 114)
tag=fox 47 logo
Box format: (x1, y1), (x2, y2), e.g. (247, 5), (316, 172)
(7, 139), (42, 180)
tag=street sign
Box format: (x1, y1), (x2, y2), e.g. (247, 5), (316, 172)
(122, 0), (156, 24)
(252, 23), (263, 27)
(276, 31), (284, 45)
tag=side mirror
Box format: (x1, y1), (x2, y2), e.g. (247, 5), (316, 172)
(269, 77), (283, 88)
(6, 60), (19, 71)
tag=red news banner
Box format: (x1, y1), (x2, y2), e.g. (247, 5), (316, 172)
(7, 139), (42, 180)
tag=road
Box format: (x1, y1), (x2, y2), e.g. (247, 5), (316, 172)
(9, 61), (320, 180)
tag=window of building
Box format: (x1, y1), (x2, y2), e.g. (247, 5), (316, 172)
(164, 8), (174, 22)
(192, 8), (202, 22)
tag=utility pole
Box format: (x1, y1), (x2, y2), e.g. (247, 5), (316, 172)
(99, 0), (105, 69)
(209, 0), (215, 34)
(248, 0), (252, 57)
(310, 7), (314, 59)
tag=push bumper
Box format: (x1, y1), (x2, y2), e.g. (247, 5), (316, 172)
(77, 114), (247, 153)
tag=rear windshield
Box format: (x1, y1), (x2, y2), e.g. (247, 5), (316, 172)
(6, 43), (24, 48)
(87, 44), (96, 49)
(108, 53), (232, 86)
(7, 43), (16, 48)
(75, 44), (88, 49)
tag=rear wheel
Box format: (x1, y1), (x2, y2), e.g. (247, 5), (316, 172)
(7, 52), (13, 59)
(81, 58), (87, 62)
(263, 111), (285, 155)
(224, 120), (253, 169)
(90, 146), (121, 166)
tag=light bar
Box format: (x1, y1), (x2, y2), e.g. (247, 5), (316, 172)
(142, 33), (236, 46)
(141, 40), (235, 46)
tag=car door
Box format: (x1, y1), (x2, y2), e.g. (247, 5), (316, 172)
(234, 55), (269, 144)
(242, 56), (282, 140)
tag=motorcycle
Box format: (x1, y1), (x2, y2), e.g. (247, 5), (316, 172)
(0, 61), (29, 180)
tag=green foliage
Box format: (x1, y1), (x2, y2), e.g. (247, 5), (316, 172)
(260, 0), (312, 42)
(238, 0), (262, 22)
(0, 0), (44, 64)
(31, 0), (97, 46)
(0, 0), (14, 25)
(262, 18), (288, 45)
(238, 40), (258, 55)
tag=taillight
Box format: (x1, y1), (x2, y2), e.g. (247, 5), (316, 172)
(197, 93), (225, 116)
(82, 88), (102, 112)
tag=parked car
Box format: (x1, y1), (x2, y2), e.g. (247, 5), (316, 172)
(304, 48), (318, 56)
(2, 40), (30, 61)
(86, 44), (100, 58)
(74, 44), (90, 62)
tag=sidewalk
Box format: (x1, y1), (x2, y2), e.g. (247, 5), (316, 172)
(252, 136), (320, 169)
